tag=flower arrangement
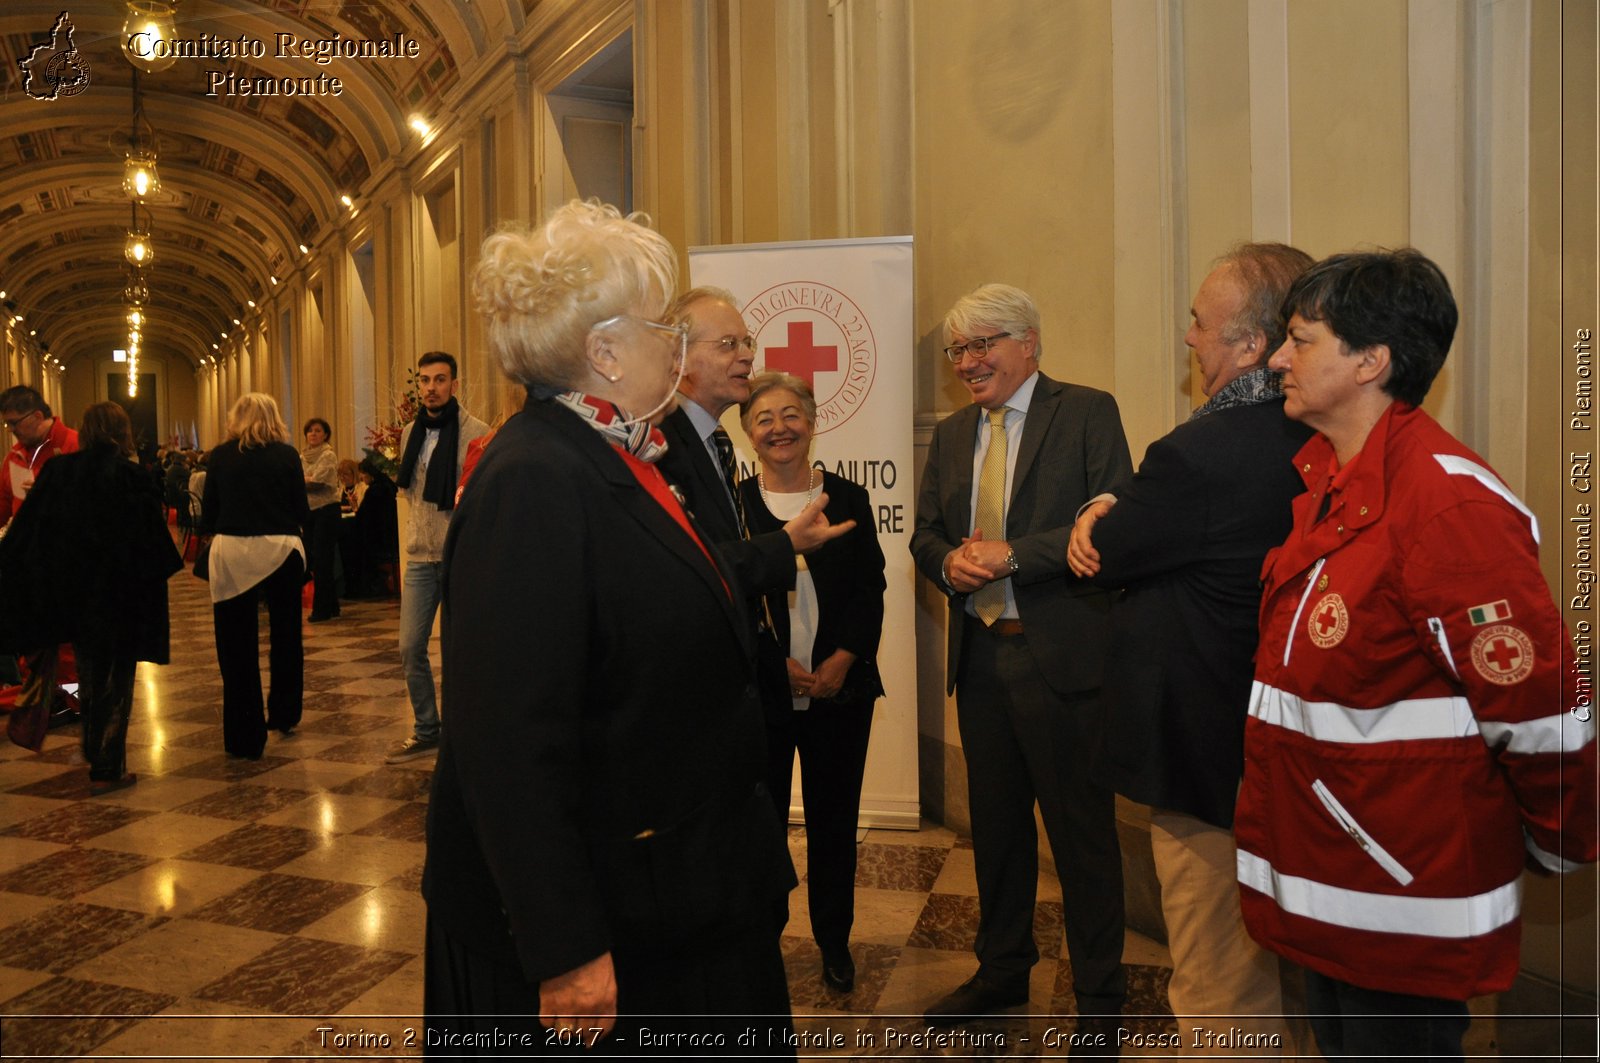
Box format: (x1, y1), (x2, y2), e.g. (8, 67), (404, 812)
(363, 367), (420, 478)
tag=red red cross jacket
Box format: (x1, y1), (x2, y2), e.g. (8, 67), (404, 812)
(1235, 402), (1597, 1001)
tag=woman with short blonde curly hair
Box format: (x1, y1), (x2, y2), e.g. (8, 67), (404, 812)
(425, 200), (796, 1052)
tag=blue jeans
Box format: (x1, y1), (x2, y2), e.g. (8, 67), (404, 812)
(400, 560), (444, 741)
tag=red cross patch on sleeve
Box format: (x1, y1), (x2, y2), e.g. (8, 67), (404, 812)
(1470, 624), (1535, 685)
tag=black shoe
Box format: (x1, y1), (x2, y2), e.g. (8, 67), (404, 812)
(820, 947), (855, 994)
(1068, 1015), (1122, 1058)
(923, 972), (1029, 1026)
(307, 611), (338, 623)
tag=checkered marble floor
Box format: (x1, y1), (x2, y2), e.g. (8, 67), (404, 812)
(0, 560), (1532, 1059)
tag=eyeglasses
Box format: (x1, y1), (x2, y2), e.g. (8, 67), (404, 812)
(692, 334), (758, 355)
(2, 409), (41, 432)
(592, 314), (689, 362)
(943, 332), (1011, 362)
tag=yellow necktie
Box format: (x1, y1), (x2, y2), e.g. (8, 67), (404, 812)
(972, 408), (1007, 625)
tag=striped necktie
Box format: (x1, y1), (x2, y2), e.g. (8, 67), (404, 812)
(711, 426), (750, 539)
(972, 407), (1008, 625)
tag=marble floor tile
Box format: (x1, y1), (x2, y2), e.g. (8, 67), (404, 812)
(273, 833), (426, 886)
(0, 799), (155, 845)
(0, 891), (59, 931)
(74, 857), (264, 918)
(0, 902), (166, 973)
(0, 963), (53, 1005)
(0, 835), (67, 877)
(298, 885), (427, 953)
(4, 765), (102, 798)
(187, 872), (371, 936)
(90, 997), (319, 1060)
(251, 758), (384, 794)
(81, 810), (242, 858)
(169, 782), (313, 821)
(0, 976), (177, 1058)
(176, 822), (325, 871)
(256, 791), (406, 835)
(0, 846), (154, 897)
(121, 742), (221, 778)
(0, 791), (74, 830)
(312, 733), (413, 765)
(81, 772), (230, 813)
(853, 842), (949, 892)
(63, 916), (285, 998)
(170, 752), (297, 782)
(352, 801), (429, 842)
(296, 708), (395, 733)
(332, 765), (434, 801)
(194, 935), (412, 1014)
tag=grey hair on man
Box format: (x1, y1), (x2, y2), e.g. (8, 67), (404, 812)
(1214, 242), (1315, 363)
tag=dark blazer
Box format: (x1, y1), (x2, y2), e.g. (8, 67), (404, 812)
(1089, 399), (1311, 828)
(422, 398), (794, 985)
(201, 439), (310, 537)
(0, 444), (182, 660)
(657, 405), (796, 598)
(741, 470), (886, 704)
(911, 373), (1133, 694)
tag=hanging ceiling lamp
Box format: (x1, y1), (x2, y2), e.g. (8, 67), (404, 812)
(123, 70), (161, 199)
(121, 1), (178, 75)
(125, 201), (154, 266)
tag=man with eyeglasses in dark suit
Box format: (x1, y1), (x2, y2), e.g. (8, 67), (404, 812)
(911, 284), (1133, 1035)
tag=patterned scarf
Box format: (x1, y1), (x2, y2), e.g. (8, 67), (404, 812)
(551, 391), (669, 463)
(1188, 366), (1283, 422)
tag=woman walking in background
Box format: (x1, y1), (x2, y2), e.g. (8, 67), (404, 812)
(300, 416), (341, 621)
(203, 393), (310, 759)
(0, 402), (181, 793)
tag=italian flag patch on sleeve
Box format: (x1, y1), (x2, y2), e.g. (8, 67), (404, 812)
(1468, 600), (1512, 626)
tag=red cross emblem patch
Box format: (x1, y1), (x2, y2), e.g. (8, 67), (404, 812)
(1307, 592), (1349, 649)
(1470, 624), (1535, 685)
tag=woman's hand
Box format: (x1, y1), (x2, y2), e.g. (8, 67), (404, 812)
(539, 951), (617, 1048)
(808, 650), (857, 700)
(786, 657), (813, 698)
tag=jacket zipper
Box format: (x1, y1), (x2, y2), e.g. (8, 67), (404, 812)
(1311, 778), (1415, 886)
(1283, 558), (1327, 667)
(1427, 617), (1461, 680)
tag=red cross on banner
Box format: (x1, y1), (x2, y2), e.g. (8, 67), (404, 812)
(765, 320), (838, 388)
(1315, 606), (1339, 634)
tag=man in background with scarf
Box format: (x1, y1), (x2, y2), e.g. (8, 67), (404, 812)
(387, 351), (489, 763)
(1068, 243), (1313, 1052)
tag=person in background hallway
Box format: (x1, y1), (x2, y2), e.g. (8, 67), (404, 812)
(387, 351), (489, 764)
(338, 458), (363, 512)
(0, 402), (181, 793)
(423, 199), (796, 1055)
(0, 385), (81, 726)
(1234, 249), (1597, 1061)
(1069, 243), (1314, 1055)
(738, 371), (885, 995)
(202, 393), (310, 760)
(910, 283), (1133, 1035)
(301, 417), (342, 622)
(351, 458), (398, 598)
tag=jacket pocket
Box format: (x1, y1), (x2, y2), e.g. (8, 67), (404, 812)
(1311, 778), (1415, 886)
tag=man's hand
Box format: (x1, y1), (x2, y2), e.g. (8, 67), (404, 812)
(538, 951), (617, 1048)
(786, 657), (813, 698)
(961, 537), (1013, 581)
(784, 492), (856, 555)
(943, 537), (992, 593)
(808, 650), (856, 700)
(1067, 499), (1114, 577)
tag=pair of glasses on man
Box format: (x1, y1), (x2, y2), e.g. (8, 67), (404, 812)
(2, 409), (41, 432)
(942, 331), (1011, 362)
(693, 334), (758, 355)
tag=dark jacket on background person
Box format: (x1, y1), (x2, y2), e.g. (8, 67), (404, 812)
(0, 443), (182, 660)
(1088, 399), (1311, 828)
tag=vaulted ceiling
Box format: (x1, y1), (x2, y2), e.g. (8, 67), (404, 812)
(0, 0), (528, 372)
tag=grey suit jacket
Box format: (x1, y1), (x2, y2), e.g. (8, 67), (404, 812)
(910, 372), (1133, 695)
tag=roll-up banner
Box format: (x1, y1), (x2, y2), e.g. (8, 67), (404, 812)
(690, 236), (918, 829)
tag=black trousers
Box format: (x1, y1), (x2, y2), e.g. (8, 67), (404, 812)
(213, 551), (304, 758)
(765, 694), (875, 954)
(955, 617), (1126, 1011)
(1305, 969), (1469, 1062)
(306, 502), (342, 617)
(74, 642), (136, 782)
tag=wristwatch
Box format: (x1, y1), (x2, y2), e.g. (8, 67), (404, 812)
(1004, 546), (1019, 574)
